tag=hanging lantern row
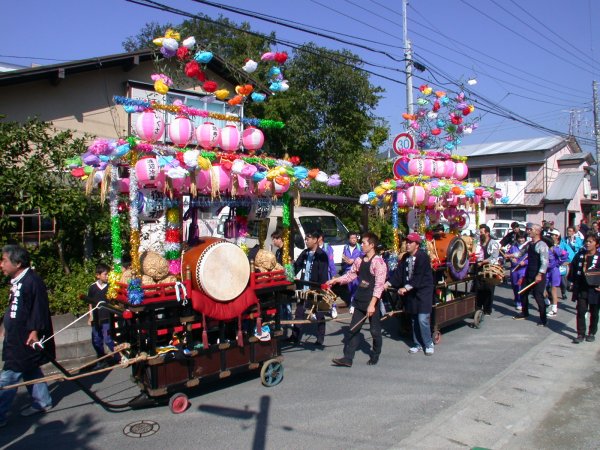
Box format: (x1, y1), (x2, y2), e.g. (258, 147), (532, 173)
(135, 111), (264, 152)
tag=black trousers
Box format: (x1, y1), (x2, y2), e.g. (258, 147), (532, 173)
(576, 298), (600, 336)
(476, 284), (495, 314)
(522, 275), (547, 324)
(292, 302), (326, 344)
(343, 305), (382, 361)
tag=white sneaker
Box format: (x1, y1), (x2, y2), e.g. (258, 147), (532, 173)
(408, 346), (422, 354)
(516, 305), (523, 311)
(547, 310), (557, 317)
(349, 306), (355, 314)
(425, 346), (434, 356)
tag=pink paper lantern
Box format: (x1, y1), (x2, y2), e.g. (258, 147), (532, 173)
(219, 125), (241, 152)
(168, 116), (194, 148)
(135, 158), (160, 187)
(444, 160), (456, 178)
(196, 122), (221, 150)
(235, 175), (251, 196)
(242, 126), (265, 151)
(155, 172), (190, 194)
(406, 185), (426, 206)
(396, 191), (408, 207)
(408, 158), (425, 176)
(431, 160), (446, 178)
(135, 111), (164, 143)
(453, 162), (468, 180)
(212, 164), (232, 192)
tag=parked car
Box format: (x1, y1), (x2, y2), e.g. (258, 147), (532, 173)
(486, 220), (527, 241)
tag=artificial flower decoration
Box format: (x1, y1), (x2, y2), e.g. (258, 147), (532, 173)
(235, 84), (254, 96)
(228, 95), (244, 106)
(184, 61), (205, 81)
(327, 174), (341, 187)
(151, 73), (173, 94)
(215, 89), (230, 100)
(182, 36), (196, 49)
(194, 51), (213, 64)
(165, 29), (181, 41)
(274, 52), (288, 64)
(251, 92), (266, 102)
(176, 47), (190, 61)
(242, 59), (258, 73)
(203, 81), (218, 93)
(261, 52), (276, 61)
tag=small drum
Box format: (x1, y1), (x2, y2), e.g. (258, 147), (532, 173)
(479, 264), (505, 285)
(182, 237), (250, 301)
(428, 233), (469, 275)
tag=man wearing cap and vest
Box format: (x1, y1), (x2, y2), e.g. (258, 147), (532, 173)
(388, 232), (435, 355)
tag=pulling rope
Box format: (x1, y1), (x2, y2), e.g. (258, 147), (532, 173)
(32, 303), (106, 351)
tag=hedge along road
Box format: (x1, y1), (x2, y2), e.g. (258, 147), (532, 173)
(0, 283), (597, 450)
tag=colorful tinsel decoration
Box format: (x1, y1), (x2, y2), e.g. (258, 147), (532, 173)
(281, 192), (294, 281)
(165, 206), (182, 275)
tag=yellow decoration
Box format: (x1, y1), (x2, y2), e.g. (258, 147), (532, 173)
(215, 89), (230, 100)
(152, 37), (164, 47)
(154, 79), (169, 95)
(166, 208), (180, 223)
(165, 29), (181, 41)
(130, 229), (141, 276)
(107, 270), (121, 300)
(198, 156), (211, 170)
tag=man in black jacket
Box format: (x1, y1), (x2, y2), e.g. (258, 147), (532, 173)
(0, 245), (55, 426)
(288, 230), (330, 346)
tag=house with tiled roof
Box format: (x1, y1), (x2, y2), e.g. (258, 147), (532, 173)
(454, 136), (596, 234)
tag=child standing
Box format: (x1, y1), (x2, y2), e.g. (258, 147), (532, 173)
(87, 263), (116, 369)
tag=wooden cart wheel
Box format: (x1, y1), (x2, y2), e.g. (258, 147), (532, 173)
(473, 309), (484, 329)
(432, 330), (442, 345)
(260, 359), (284, 387)
(168, 392), (189, 414)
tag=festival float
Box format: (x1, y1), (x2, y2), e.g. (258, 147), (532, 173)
(59, 30), (342, 412)
(364, 85), (504, 343)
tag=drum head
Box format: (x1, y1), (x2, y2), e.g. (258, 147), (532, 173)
(196, 241), (250, 301)
(447, 237), (468, 272)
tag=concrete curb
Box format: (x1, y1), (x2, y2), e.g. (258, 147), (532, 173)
(392, 314), (599, 449)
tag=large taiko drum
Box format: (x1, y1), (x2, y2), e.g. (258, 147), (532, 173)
(427, 233), (469, 277)
(182, 237), (250, 301)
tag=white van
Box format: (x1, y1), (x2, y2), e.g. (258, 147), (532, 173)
(216, 205), (350, 267)
(486, 219), (527, 241)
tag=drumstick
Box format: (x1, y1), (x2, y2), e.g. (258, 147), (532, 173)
(518, 280), (538, 295)
(349, 314), (369, 332)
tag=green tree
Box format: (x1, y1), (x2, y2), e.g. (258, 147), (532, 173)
(0, 118), (115, 314)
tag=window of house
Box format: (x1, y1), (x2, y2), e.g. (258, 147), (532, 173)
(497, 209), (527, 222)
(4, 209), (56, 245)
(467, 169), (481, 183)
(498, 166), (526, 182)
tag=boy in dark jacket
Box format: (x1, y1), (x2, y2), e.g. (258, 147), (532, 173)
(87, 263), (117, 368)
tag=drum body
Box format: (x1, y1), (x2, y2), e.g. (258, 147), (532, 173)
(182, 237), (250, 301)
(429, 233), (469, 271)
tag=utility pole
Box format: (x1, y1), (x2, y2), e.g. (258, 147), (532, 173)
(594, 81), (600, 202)
(403, 0), (413, 115)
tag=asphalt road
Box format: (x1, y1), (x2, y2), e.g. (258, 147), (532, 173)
(0, 283), (598, 450)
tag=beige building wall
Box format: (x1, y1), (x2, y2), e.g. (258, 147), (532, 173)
(1, 61), (234, 140)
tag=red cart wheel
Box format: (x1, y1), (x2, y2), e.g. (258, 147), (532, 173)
(432, 330), (442, 345)
(168, 393), (189, 414)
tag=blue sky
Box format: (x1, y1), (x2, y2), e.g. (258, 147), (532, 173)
(3, 0), (599, 152)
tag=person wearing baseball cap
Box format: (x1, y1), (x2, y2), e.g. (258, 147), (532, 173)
(388, 232), (435, 355)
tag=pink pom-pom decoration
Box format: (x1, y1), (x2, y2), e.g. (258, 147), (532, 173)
(196, 122), (220, 150)
(169, 259), (181, 275)
(168, 116), (194, 148)
(241, 126), (264, 151)
(135, 112), (164, 143)
(219, 125), (241, 152)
